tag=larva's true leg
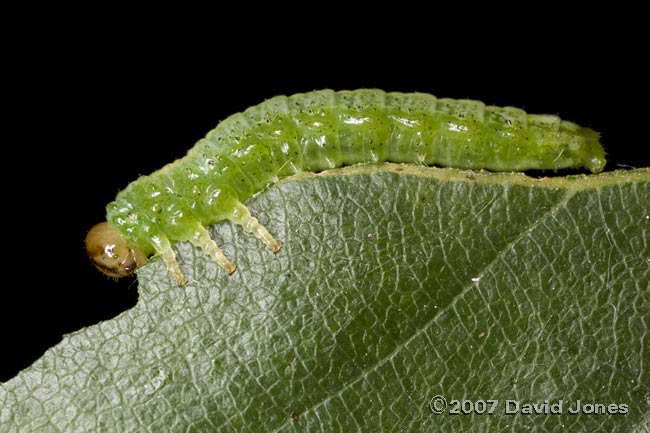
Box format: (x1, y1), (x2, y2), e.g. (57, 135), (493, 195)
(190, 225), (237, 275)
(152, 236), (188, 286)
(228, 202), (282, 253)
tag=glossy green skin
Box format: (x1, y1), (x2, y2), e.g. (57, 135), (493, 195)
(107, 89), (605, 255)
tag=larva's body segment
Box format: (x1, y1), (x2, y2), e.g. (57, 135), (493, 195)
(101, 89), (605, 284)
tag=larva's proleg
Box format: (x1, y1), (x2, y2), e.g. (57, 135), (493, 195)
(86, 89), (606, 285)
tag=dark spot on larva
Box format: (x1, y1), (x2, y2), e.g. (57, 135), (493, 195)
(466, 174), (475, 180)
(419, 195), (427, 203)
(505, 119), (513, 126)
(207, 159), (215, 167)
(290, 411), (300, 421)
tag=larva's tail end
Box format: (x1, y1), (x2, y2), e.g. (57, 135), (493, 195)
(582, 128), (606, 174)
(587, 154), (606, 174)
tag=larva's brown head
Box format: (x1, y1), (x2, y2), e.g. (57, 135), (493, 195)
(85, 222), (148, 279)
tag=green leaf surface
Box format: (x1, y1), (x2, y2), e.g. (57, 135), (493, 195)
(2, 164), (649, 433)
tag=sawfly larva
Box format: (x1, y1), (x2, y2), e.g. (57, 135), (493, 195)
(85, 89), (606, 285)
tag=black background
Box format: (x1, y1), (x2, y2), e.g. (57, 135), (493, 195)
(3, 28), (648, 382)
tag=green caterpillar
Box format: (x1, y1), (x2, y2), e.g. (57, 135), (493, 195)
(85, 89), (606, 285)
